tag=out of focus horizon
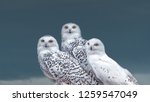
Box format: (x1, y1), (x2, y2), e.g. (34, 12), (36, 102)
(0, 0), (149, 84)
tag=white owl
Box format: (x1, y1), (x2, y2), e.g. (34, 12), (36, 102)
(37, 35), (102, 85)
(61, 23), (103, 84)
(85, 38), (138, 85)
(37, 35), (59, 84)
(61, 23), (89, 71)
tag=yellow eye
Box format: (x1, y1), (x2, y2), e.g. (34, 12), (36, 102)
(49, 40), (53, 43)
(41, 39), (44, 42)
(72, 25), (76, 29)
(94, 43), (99, 46)
(64, 26), (68, 29)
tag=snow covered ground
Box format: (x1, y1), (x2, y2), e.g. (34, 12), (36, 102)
(0, 73), (149, 85)
(0, 77), (54, 85)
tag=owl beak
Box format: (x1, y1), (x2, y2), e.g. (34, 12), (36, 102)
(44, 44), (48, 48)
(90, 47), (92, 50)
(68, 29), (72, 33)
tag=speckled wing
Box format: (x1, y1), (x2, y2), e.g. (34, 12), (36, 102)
(57, 52), (103, 85)
(38, 52), (57, 83)
(61, 38), (103, 84)
(61, 38), (90, 70)
(88, 55), (138, 85)
(39, 51), (101, 85)
(123, 68), (138, 84)
(38, 52), (63, 80)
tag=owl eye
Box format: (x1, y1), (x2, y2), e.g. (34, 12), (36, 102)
(94, 43), (99, 46)
(72, 25), (76, 29)
(41, 39), (45, 42)
(49, 40), (53, 43)
(87, 42), (90, 45)
(64, 26), (68, 29)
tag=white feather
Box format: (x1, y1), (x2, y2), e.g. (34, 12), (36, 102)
(85, 38), (138, 85)
(37, 35), (101, 85)
(61, 23), (103, 84)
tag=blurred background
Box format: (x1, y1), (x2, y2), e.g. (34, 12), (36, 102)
(0, 0), (149, 84)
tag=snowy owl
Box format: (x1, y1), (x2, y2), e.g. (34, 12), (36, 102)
(85, 38), (138, 85)
(61, 23), (88, 71)
(37, 35), (102, 85)
(37, 35), (59, 84)
(61, 23), (103, 84)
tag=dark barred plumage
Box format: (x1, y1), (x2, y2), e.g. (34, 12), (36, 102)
(61, 38), (88, 70)
(61, 38), (103, 85)
(38, 50), (101, 85)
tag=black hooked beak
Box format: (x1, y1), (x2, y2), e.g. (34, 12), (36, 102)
(90, 47), (92, 50)
(44, 44), (48, 48)
(68, 29), (72, 33)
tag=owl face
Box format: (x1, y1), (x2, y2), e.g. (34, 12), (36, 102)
(85, 38), (105, 54)
(61, 23), (81, 41)
(38, 35), (58, 49)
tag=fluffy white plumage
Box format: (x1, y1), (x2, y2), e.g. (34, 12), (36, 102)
(62, 37), (89, 70)
(37, 35), (101, 85)
(61, 23), (89, 70)
(85, 38), (138, 85)
(61, 23), (103, 84)
(37, 35), (59, 84)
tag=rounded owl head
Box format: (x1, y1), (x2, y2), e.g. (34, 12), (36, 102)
(37, 35), (59, 53)
(85, 38), (105, 55)
(61, 23), (81, 41)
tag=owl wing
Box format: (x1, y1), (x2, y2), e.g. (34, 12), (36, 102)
(38, 53), (55, 80)
(62, 38), (90, 70)
(56, 51), (102, 85)
(123, 68), (138, 84)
